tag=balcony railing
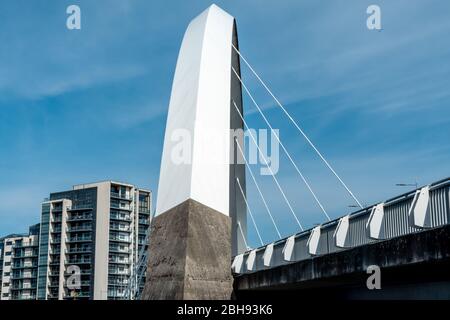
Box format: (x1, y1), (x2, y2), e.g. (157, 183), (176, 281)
(109, 247), (129, 254)
(108, 257), (130, 264)
(68, 205), (93, 211)
(109, 236), (131, 243)
(67, 214), (93, 222)
(139, 209), (151, 215)
(109, 225), (130, 232)
(13, 242), (39, 248)
(110, 192), (133, 201)
(67, 236), (92, 243)
(66, 248), (92, 254)
(11, 273), (37, 279)
(13, 253), (38, 258)
(108, 269), (130, 275)
(110, 203), (132, 211)
(110, 214), (131, 222)
(66, 258), (91, 264)
(12, 263), (37, 269)
(67, 226), (92, 232)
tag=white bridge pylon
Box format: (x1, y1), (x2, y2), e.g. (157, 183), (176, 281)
(155, 4), (363, 257)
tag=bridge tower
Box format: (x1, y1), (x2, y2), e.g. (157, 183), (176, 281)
(142, 4), (246, 299)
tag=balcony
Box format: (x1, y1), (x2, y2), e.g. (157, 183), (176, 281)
(110, 192), (133, 201)
(110, 214), (131, 222)
(108, 257), (130, 265)
(65, 269), (92, 275)
(139, 218), (150, 225)
(139, 208), (151, 215)
(67, 214), (93, 222)
(67, 236), (92, 243)
(49, 260), (61, 266)
(66, 248), (92, 254)
(13, 252), (38, 259)
(12, 263), (37, 270)
(67, 226), (92, 232)
(109, 247), (129, 254)
(11, 284), (37, 290)
(68, 205), (93, 212)
(13, 242), (39, 248)
(66, 255), (91, 263)
(110, 203), (132, 211)
(13, 295), (37, 300)
(108, 269), (129, 276)
(109, 236), (131, 243)
(109, 225), (130, 232)
(11, 273), (37, 279)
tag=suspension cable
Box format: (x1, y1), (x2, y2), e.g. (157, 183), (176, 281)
(236, 177), (264, 246)
(232, 44), (363, 209)
(232, 69), (331, 221)
(234, 136), (282, 238)
(237, 221), (250, 250)
(232, 100), (304, 231)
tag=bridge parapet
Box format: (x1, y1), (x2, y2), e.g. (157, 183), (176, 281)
(232, 177), (450, 274)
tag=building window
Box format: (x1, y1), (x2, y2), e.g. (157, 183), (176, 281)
(5, 252), (11, 256)
(6, 241), (12, 246)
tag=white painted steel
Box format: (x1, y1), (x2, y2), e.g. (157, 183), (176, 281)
(334, 215), (350, 248)
(366, 203), (385, 239)
(307, 226), (321, 255)
(263, 243), (274, 267)
(282, 235), (296, 261)
(408, 186), (431, 228)
(156, 5), (235, 216)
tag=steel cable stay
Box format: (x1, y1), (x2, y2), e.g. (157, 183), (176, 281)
(232, 68), (331, 222)
(237, 221), (251, 250)
(232, 100), (304, 231)
(232, 44), (363, 209)
(234, 136), (282, 239)
(236, 177), (264, 247)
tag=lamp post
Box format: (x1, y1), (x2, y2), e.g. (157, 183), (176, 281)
(395, 182), (418, 189)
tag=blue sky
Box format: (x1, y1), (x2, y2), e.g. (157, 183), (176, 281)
(0, 0), (449, 247)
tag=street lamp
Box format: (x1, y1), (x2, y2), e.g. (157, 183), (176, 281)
(395, 182), (418, 189)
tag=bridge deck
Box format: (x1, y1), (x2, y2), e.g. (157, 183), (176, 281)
(232, 177), (450, 276)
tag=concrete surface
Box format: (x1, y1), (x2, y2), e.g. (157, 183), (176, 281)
(142, 199), (233, 300)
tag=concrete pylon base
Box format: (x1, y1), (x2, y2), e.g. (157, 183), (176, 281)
(141, 199), (233, 300)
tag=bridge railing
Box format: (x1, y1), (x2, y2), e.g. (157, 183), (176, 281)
(232, 177), (450, 274)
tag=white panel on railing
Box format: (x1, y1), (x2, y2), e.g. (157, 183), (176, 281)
(334, 215), (350, 248)
(246, 249), (256, 271)
(232, 254), (244, 273)
(366, 203), (385, 239)
(307, 226), (321, 255)
(408, 186), (431, 228)
(282, 235), (296, 261)
(263, 243), (274, 267)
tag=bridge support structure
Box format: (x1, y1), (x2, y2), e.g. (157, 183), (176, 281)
(142, 5), (245, 300)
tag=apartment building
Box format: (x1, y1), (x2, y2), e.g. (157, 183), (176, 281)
(36, 181), (151, 300)
(0, 225), (40, 300)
